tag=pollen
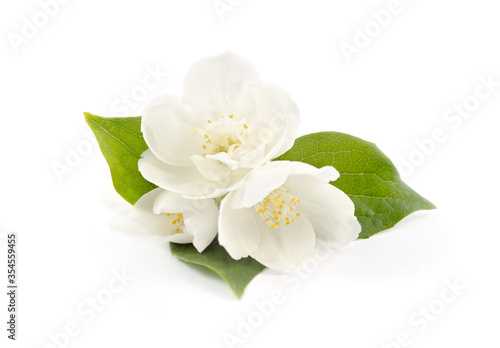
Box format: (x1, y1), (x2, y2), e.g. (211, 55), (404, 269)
(167, 212), (185, 234)
(201, 114), (247, 155)
(254, 185), (302, 229)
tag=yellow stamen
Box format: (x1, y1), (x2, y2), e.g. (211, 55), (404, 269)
(254, 185), (302, 229)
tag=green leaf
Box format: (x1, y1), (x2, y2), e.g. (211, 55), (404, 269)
(84, 113), (156, 205)
(275, 132), (435, 239)
(170, 240), (266, 299)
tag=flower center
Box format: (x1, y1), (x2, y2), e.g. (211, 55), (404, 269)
(166, 213), (185, 234)
(254, 185), (301, 229)
(201, 115), (249, 155)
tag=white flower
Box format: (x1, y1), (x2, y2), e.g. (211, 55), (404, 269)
(130, 188), (218, 252)
(218, 161), (361, 271)
(138, 52), (299, 198)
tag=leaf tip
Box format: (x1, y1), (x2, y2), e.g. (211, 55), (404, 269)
(83, 111), (94, 120)
(83, 112), (99, 128)
(420, 196), (437, 210)
(234, 291), (244, 300)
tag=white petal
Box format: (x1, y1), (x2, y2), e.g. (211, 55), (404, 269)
(139, 149), (224, 198)
(236, 143), (267, 169)
(286, 175), (361, 248)
(151, 190), (218, 251)
(191, 155), (232, 181)
(182, 52), (260, 116)
(206, 117), (244, 137)
(184, 202), (219, 252)
(289, 162), (340, 182)
(142, 95), (205, 166)
(218, 193), (261, 260)
(204, 152), (240, 171)
(230, 161), (293, 209)
(245, 83), (300, 158)
(130, 188), (169, 234)
(161, 233), (194, 244)
(250, 214), (316, 272)
(152, 190), (212, 214)
(130, 188), (175, 236)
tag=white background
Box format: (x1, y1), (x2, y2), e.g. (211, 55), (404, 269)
(1, 0), (499, 347)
